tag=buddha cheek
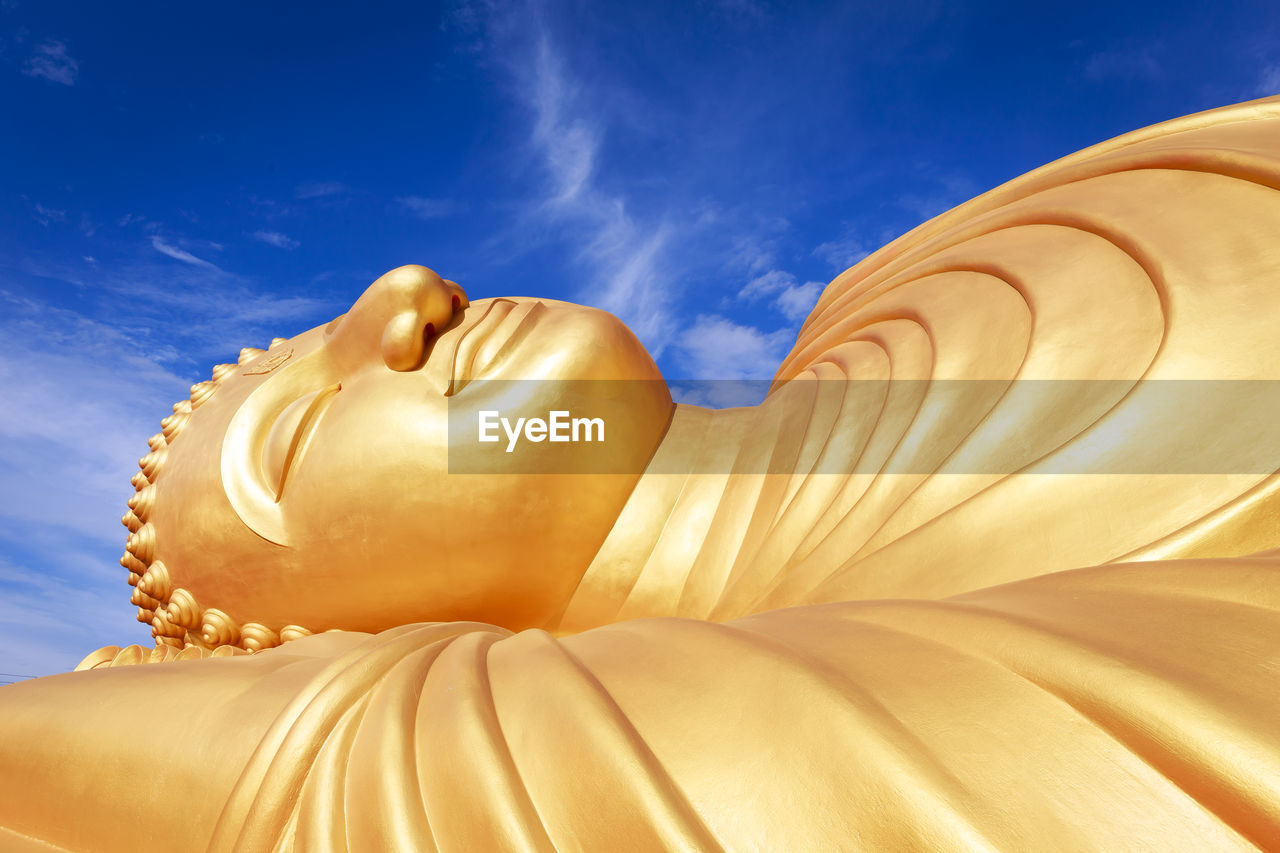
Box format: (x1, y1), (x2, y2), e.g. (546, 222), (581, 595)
(268, 387), (608, 631)
(264, 386), (445, 624)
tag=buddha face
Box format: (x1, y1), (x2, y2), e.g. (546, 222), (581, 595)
(139, 266), (673, 636)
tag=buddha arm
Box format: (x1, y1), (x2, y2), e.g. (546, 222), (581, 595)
(2, 556), (1279, 852)
(0, 631), (386, 852)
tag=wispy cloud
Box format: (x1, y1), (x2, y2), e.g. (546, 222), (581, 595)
(812, 232), (870, 271)
(397, 196), (456, 219)
(4, 229), (342, 365)
(23, 38), (78, 85)
(0, 295), (190, 541)
(0, 260), (343, 674)
(674, 313), (794, 380)
(251, 229), (300, 250)
(1083, 43), (1161, 83)
(453, 5), (822, 374)
(94, 247), (341, 356)
(735, 268), (824, 322)
(529, 39), (600, 205)
(896, 172), (977, 223)
(774, 280), (823, 322)
(498, 29), (678, 354)
(32, 203), (66, 226)
(738, 269), (794, 302)
(0, 295), (191, 675)
(726, 231), (783, 278)
(1255, 64), (1280, 98)
(296, 181), (348, 199)
(150, 235), (220, 270)
(0, 559), (149, 676)
(0, 250), (344, 683)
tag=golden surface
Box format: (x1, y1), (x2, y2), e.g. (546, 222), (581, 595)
(3, 97), (1280, 850)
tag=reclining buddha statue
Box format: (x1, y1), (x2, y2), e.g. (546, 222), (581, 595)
(2, 96), (1280, 851)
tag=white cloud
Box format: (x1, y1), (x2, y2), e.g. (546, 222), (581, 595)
(447, 0), (490, 52)
(94, 253), (339, 355)
(397, 196), (456, 219)
(584, 223), (671, 348)
(0, 258), (342, 675)
(0, 296), (190, 480)
(775, 280), (823, 322)
(738, 269), (793, 302)
(12, 237), (339, 359)
(0, 244), (343, 676)
(150, 236), (220, 270)
(458, 5), (808, 364)
(503, 31), (677, 355)
(296, 181), (348, 199)
(0, 295), (189, 674)
(23, 39), (78, 86)
(812, 233), (870, 271)
(530, 38), (600, 204)
(0, 560), (149, 677)
(734, 268), (823, 322)
(674, 313), (793, 381)
(727, 233), (780, 277)
(31, 203), (66, 226)
(118, 213), (145, 227)
(251, 229), (300, 250)
(895, 172), (978, 224)
(1255, 64), (1280, 97)
(1083, 44), (1161, 82)
(668, 379), (770, 408)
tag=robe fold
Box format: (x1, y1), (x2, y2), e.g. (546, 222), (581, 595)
(1, 556), (1277, 851)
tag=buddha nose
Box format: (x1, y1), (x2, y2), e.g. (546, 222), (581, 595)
(326, 265), (469, 372)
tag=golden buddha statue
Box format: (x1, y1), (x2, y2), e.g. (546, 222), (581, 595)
(2, 96), (1280, 851)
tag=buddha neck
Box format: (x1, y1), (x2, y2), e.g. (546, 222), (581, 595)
(555, 378), (860, 633)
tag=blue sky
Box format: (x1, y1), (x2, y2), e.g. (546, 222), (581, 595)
(2, 0), (1278, 677)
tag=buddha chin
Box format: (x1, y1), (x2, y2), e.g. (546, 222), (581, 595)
(138, 265), (674, 639)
